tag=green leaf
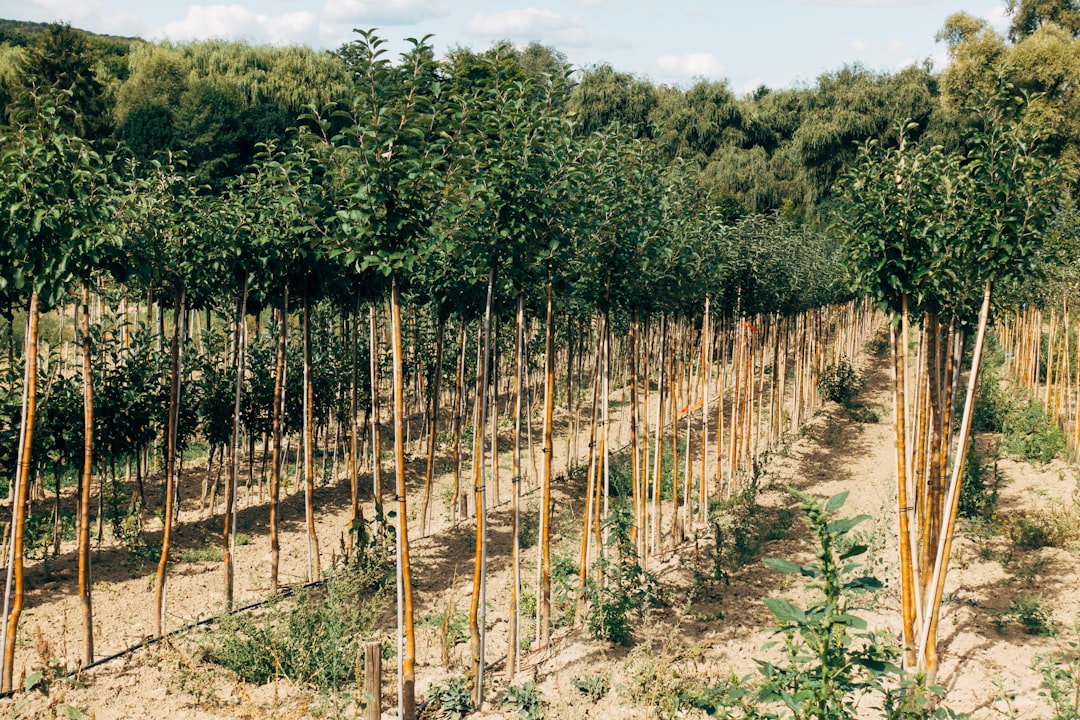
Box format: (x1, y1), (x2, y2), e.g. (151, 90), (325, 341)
(764, 597), (807, 625)
(763, 558), (802, 574)
(825, 491), (849, 514)
(23, 670), (43, 692)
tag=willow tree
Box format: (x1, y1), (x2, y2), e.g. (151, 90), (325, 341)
(840, 79), (1061, 681)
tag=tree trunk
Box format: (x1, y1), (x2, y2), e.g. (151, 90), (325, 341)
(389, 278), (417, 720)
(420, 315), (446, 536)
(469, 268), (495, 708)
(77, 280), (95, 665)
(303, 290), (321, 582)
(270, 288), (288, 589)
(223, 277), (248, 609)
(1, 291), (39, 692)
(508, 294), (524, 678)
(153, 287), (185, 638)
(538, 274), (555, 647)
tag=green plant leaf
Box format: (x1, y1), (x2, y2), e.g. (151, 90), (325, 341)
(763, 558), (802, 574)
(765, 597), (807, 624)
(825, 490), (850, 514)
(23, 670), (43, 692)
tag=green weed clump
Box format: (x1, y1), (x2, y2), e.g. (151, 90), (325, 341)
(992, 592), (1056, 637)
(688, 490), (966, 720)
(204, 549), (392, 689)
(709, 479), (793, 585)
(1034, 619), (1080, 719)
(1005, 506), (1080, 551)
(817, 356), (862, 407)
(585, 503), (658, 644)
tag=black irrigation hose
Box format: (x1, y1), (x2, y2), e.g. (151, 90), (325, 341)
(0, 577), (325, 701)
(0, 404), (703, 702)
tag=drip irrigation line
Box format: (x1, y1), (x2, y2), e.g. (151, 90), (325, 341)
(0, 577), (325, 701)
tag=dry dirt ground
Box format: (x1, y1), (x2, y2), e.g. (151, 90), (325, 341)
(3, 332), (1080, 719)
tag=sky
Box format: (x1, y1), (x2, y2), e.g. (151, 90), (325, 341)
(0, 0), (1010, 95)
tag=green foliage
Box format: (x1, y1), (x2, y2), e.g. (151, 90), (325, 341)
(817, 356), (861, 407)
(502, 682), (545, 720)
(694, 490), (964, 720)
(1004, 505), (1080, 550)
(204, 550), (392, 688)
(585, 503), (658, 644)
(709, 479), (793, 584)
(572, 673), (609, 702)
(993, 592), (1057, 636)
(1034, 618), (1080, 719)
(1002, 398), (1067, 463)
(958, 443), (1002, 520)
(421, 676), (475, 719)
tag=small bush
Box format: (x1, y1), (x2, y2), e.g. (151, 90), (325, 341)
(959, 444), (1002, 520)
(421, 676), (474, 719)
(817, 356), (861, 407)
(502, 682), (545, 720)
(709, 480), (792, 585)
(1003, 401), (1066, 464)
(993, 592), (1056, 636)
(204, 548), (392, 688)
(585, 503), (658, 644)
(572, 674), (609, 702)
(1034, 620), (1080, 719)
(1005, 507), (1080, 551)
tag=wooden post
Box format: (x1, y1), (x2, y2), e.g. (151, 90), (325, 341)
(363, 641), (383, 720)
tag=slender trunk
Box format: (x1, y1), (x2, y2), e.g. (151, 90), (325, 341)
(919, 282), (993, 682)
(1, 291), (38, 692)
(303, 291), (321, 581)
(78, 280), (95, 665)
(539, 275), (555, 646)
(153, 287), (185, 638)
(371, 305), (383, 536)
(508, 294), (524, 678)
(892, 298), (916, 668)
(223, 277), (248, 610)
(390, 278), (417, 720)
(451, 321), (466, 521)
(420, 315), (446, 536)
(469, 268), (495, 708)
(270, 288), (288, 589)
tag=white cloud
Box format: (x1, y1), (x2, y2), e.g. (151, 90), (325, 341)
(655, 52), (725, 79)
(321, 0), (450, 25)
(26, 0), (147, 36)
(888, 38), (903, 54)
(985, 4), (1010, 32)
(152, 4), (324, 46)
(466, 7), (588, 45)
(794, 0), (933, 5)
(850, 37), (869, 53)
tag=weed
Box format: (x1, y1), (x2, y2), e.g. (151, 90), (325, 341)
(1003, 400), (1067, 463)
(692, 490), (965, 720)
(204, 547), (393, 688)
(993, 592), (1056, 636)
(818, 356), (862, 407)
(178, 546), (224, 563)
(502, 682), (545, 720)
(572, 673), (609, 702)
(1034, 619), (1080, 719)
(421, 675), (474, 719)
(420, 599), (468, 669)
(14, 628), (84, 720)
(585, 502), (658, 644)
(709, 478), (792, 585)
(959, 443), (1002, 520)
(1005, 506), (1079, 551)
(622, 643), (706, 720)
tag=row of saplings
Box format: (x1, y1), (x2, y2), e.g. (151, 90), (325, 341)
(175, 336), (1078, 720)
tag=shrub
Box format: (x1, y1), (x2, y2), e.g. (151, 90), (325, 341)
(1003, 400), (1066, 464)
(502, 682), (545, 720)
(421, 676), (474, 719)
(585, 503), (658, 644)
(817, 356), (861, 407)
(204, 548), (392, 688)
(958, 443), (1002, 520)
